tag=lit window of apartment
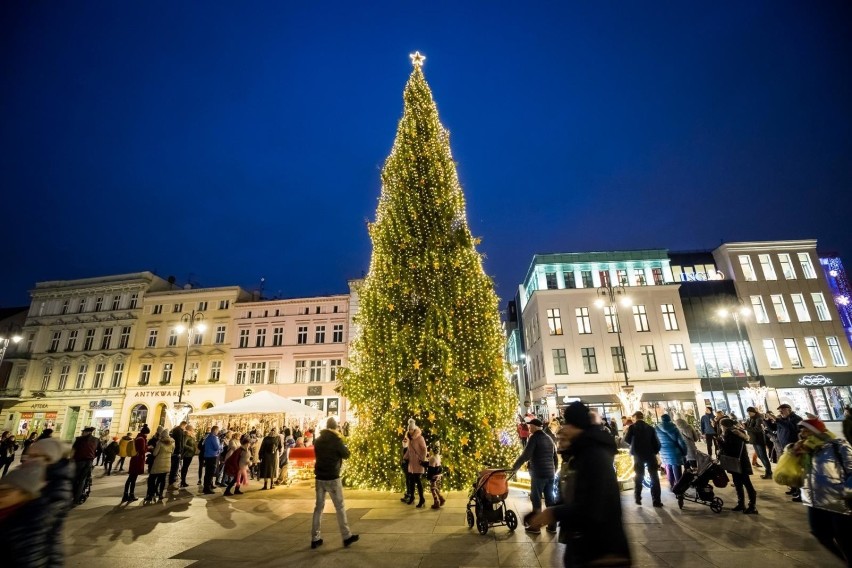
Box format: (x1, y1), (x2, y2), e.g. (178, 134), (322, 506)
(332, 324), (344, 343)
(771, 295), (790, 323)
(167, 329), (178, 347)
(581, 347), (598, 374)
(611, 346), (626, 373)
(58, 365), (70, 390)
(209, 361), (222, 382)
(827, 337), (847, 366)
(239, 329), (250, 348)
(187, 362), (199, 382)
(778, 254), (796, 279)
(101, 328), (113, 350)
(315, 325), (326, 344)
(661, 304), (679, 330)
(790, 294), (811, 322)
(250, 362), (266, 384)
(215, 325), (227, 344)
(268, 361), (279, 384)
(95, 297), (104, 311)
(129, 293), (139, 309)
(758, 254), (777, 280)
(798, 253), (817, 279)
(294, 361), (307, 383)
(119, 326), (131, 349)
(297, 326), (308, 345)
(49, 331), (61, 352)
(218, 300), (230, 310)
(552, 349), (568, 374)
(152, 304), (163, 315)
(272, 327), (284, 347)
(329, 359), (342, 381)
(75, 364), (88, 389)
(670, 344), (688, 370)
(739, 255), (757, 281)
(93, 363), (106, 388)
(616, 269), (628, 286)
(235, 362), (248, 384)
(193, 330), (203, 345)
(633, 269), (646, 286)
(784, 338), (803, 368)
(603, 306), (619, 333)
(310, 360), (327, 382)
(804, 337), (825, 367)
(147, 329), (158, 348)
(750, 296), (770, 323)
(66, 330), (78, 351)
(256, 329), (266, 348)
(139, 364), (152, 385)
(633, 305), (649, 332)
(652, 268), (664, 285)
(41, 364), (52, 391)
(111, 362), (124, 388)
(546, 309), (563, 335)
(811, 293), (831, 321)
(83, 329), (96, 351)
(576, 308), (592, 334)
(111, 295), (121, 311)
(763, 339), (783, 368)
(545, 272), (558, 289)
(641, 345), (658, 371)
(161, 363), (173, 384)
(198, 301), (208, 311)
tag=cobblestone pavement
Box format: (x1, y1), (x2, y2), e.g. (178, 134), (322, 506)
(62, 467), (845, 568)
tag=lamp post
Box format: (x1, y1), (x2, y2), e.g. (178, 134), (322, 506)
(595, 284), (639, 414)
(168, 309), (206, 425)
(0, 326), (23, 368)
(717, 300), (766, 410)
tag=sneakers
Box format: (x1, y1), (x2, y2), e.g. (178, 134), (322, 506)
(343, 534), (359, 547)
(525, 526), (541, 534)
(311, 539), (324, 549)
(224, 490), (233, 496)
(203, 489), (216, 495)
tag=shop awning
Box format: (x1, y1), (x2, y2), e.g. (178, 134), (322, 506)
(641, 391), (697, 402)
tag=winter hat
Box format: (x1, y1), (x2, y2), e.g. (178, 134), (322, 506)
(719, 418), (735, 428)
(660, 414), (672, 423)
(326, 417), (338, 430)
(159, 429), (170, 441)
(28, 438), (68, 464)
(408, 418), (417, 431)
(798, 418), (828, 435)
(0, 460), (46, 496)
(561, 401), (591, 429)
(140, 424), (151, 435)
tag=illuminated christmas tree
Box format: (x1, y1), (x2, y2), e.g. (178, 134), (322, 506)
(340, 52), (519, 491)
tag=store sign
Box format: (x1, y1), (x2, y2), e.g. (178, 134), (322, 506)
(307, 386), (323, 396)
(45, 412), (57, 419)
(89, 399), (113, 409)
(798, 375), (833, 386)
(243, 388), (253, 398)
(134, 390), (186, 398)
(32, 403), (48, 409)
(679, 270), (725, 282)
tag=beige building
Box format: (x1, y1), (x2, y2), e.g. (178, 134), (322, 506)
(120, 285), (252, 431)
(0, 272), (171, 441)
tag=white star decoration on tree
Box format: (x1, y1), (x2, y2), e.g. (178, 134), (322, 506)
(410, 51), (426, 67)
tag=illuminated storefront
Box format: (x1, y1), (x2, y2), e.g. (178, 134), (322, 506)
(765, 372), (852, 423)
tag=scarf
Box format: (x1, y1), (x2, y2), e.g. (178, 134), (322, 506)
(800, 430), (836, 472)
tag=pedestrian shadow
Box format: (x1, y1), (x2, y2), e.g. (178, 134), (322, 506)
(68, 499), (192, 547)
(205, 495), (236, 529)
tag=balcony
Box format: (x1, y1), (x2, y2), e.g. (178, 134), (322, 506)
(0, 387), (23, 399)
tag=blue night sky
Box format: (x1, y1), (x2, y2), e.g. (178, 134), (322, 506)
(2, 2), (851, 309)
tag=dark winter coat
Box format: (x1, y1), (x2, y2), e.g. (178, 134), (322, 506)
(699, 413), (716, 435)
(770, 412), (802, 447)
(128, 434), (148, 476)
(71, 434), (98, 461)
(656, 418), (688, 467)
(314, 428), (350, 480)
(552, 428), (631, 567)
(182, 435), (198, 460)
(170, 426), (186, 453)
(511, 429), (557, 479)
(259, 434), (281, 478)
(745, 415), (768, 445)
(40, 458), (74, 566)
(842, 416), (852, 444)
(103, 441), (120, 461)
(624, 420), (660, 460)
(719, 428), (753, 476)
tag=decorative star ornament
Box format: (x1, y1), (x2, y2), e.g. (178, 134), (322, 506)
(413, 359), (422, 370)
(410, 51), (426, 67)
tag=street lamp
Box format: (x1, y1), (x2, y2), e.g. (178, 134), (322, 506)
(594, 285), (640, 413)
(717, 300), (767, 409)
(0, 326), (23, 368)
(167, 309), (206, 426)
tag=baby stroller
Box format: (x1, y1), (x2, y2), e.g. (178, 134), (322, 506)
(672, 452), (725, 513)
(466, 468), (518, 534)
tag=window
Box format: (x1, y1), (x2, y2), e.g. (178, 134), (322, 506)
(652, 268), (664, 285)
(119, 326), (131, 349)
(316, 306), (321, 314)
(798, 252), (817, 279)
(315, 325), (326, 343)
(758, 254), (777, 280)
(235, 362), (247, 384)
(751, 296), (770, 324)
(95, 297), (104, 311)
(272, 327), (284, 347)
(546, 309), (563, 335)
(58, 365), (70, 390)
(249, 362), (266, 384)
(762, 339), (782, 368)
(215, 325), (226, 344)
(545, 272), (558, 289)
(641, 345), (658, 371)
(49, 331), (61, 352)
(564, 271), (576, 288)
(575, 307), (592, 334)
(739, 255), (757, 281)
(101, 328), (113, 350)
(256, 329), (266, 347)
(41, 364), (52, 391)
(633, 269), (646, 286)
(75, 364), (88, 389)
(167, 329), (178, 347)
(827, 337), (847, 366)
(332, 324), (344, 343)
(310, 360), (327, 382)
(61, 300), (69, 315)
(111, 362), (124, 388)
(778, 254), (796, 279)
(152, 304), (163, 315)
(83, 329), (96, 351)
(129, 293), (139, 309)
(111, 295), (121, 311)
(173, 303), (183, 313)
(129, 404), (148, 430)
(771, 295), (790, 323)
(295, 360), (307, 383)
(209, 361), (222, 382)
(329, 359), (342, 381)
(811, 293), (831, 321)
(616, 269), (628, 286)
(611, 346), (626, 373)
(552, 349), (568, 375)
(603, 306), (619, 333)
(218, 299), (230, 310)
(239, 329), (250, 348)
(139, 364), (152, 385)
(661, 304), (679, 330)
(193, 330), (203, 345)
(93, 363), (106, 388)
(670, 344), (688, 370)
(198, 301), (208, 311)
(581, 270), (593, 288)
(633, 305), (649, 332)
(303, 307), (310, 315)
(147, 329), (158, 348)
(268, 361), (279, 384)
(598, 270), (611, 287)
(66, 330), (77, 351)
(161, 363), (173, 384)
(26, 332), (35, 353)
(784, 339), (803, 368)
(790, 294), (811, 322)
(297, 326), (308, 344)
(581, 348), (598, 374)
(804, 337), (825, 367)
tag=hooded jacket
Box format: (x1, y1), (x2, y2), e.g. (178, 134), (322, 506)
(800, 436), (852, 515)
(656, 416), (688, 467)
(313, 428), (349, 480)
(624, 419), (660, 460)
(406, 427), (428, 475)
(150, 436), (174, 474)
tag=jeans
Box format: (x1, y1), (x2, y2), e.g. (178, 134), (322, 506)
(104, 459), (114, 475)
(529, 475), (556, 513)
(203, 457), (217, 491)
(147, 473), (166, 499)
(808, 506), (852, 564)
(124, 473), (138, 498)
(703, 434), (717, 457)
(72, 459), (93, 503)
(633, 457), (661, 504)
(753, 444), (772, 474)
(169, 453), (181, 485)
(117, 457), (126, 471)
(731, 472), (756, 506)
(312, 478), (352, 542)
(180, 455), (193, 485)
(664, 464), (683, 487)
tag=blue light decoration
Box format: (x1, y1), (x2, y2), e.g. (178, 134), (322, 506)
(820, 255), (852, 347)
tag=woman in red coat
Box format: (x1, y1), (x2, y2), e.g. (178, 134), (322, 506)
(122, 425), (150, 503)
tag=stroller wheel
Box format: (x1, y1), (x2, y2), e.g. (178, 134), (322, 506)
(711, 497), (724, 514)
(677, 495), (684, 510)
(466, 510), (475, 528)
(476, 515), (489, 535)
(505, 510), (518, 531)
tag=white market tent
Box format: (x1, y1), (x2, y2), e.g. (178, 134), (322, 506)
(193, 390), (325, 418)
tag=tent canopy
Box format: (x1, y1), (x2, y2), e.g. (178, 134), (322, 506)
(193, 390), (325, 418)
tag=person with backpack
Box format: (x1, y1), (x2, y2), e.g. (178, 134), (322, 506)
(117, 432), (133, 472)
(121, 425), (147, 503)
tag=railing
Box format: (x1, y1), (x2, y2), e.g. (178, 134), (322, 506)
(0, 388), (23, 398)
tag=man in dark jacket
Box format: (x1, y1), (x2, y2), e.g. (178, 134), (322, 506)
(310, 417), (358, 550)
(745, 407), (772, 478)
(169, 421), (187, 489)
(699, 407), (717, 457)
(623, 411), (662, 507)
(529, 402), (631, 567)
(766, 403), (803, 499)
(512, 418), (558, 534)
(71, 426), (98, 504)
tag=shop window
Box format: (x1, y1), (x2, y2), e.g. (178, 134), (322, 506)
(129, 404), (148, 431)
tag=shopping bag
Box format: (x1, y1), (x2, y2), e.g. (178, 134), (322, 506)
(773, 449), (805, 488)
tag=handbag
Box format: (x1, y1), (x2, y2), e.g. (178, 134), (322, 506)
(719, 440), (744, 474)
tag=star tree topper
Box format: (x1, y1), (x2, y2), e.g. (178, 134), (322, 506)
(410, 51), (426, 67)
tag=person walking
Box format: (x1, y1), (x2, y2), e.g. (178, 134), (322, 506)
(71, 426), (98, 504)
(400, 430), (413, 503)
(517, 417), (530, 448)
(656, 414), (688, 488)
(310, 417), (358, 549)
(117, 432), (133, 472)
(0, 431), (20, 476)
(180, 424), (197, 488)
(427, 440), (445, 509)
(102, 437), (120, 475)
(624, 411), (663, 507)
(718, 417), (758, 514)
(405, 419), (429, 508)
(745, 407), (772, 479)
(202, 425), (221, 494)
(511, 417), (558, 532)
(24, 438), (74, 567)
(145, 428), (174, 503)
(197, 427), (210, 486)
(276, 428), (296, 486)
(0, 457), (49, 567)
(122, 425), (148, 503)
(700, 407), (718, 458)
(20, 432), (38, 462)
(168, 420), (187, 490)
(675, 418), (700, 469)
(528, 401), (631, 568)
(224, 435), (251, 496)
(767, 404), (803, 499)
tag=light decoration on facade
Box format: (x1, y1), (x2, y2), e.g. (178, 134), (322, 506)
(166, 401), (192, 427)
(821, 255), (852, 345)
(798, 375), (833, 386)
(743, 380), (769, 410)
(617, 385), (641, 415)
